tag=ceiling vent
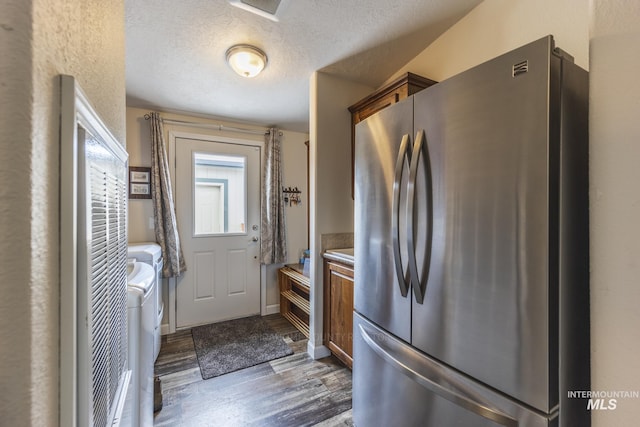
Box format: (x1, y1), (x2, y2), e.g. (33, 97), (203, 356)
(228, 0), (289, 21)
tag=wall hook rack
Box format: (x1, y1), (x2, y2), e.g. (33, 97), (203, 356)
(283, 186), (302, 207)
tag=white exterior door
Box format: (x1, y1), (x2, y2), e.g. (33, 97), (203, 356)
(175, 136), (261, 328)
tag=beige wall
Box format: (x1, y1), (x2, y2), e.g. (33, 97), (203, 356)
(589, 0), (640, 425)
(308, 71), (373, 355)
(125, 107), (309, 329)
(0, 0), (125, 425)
(387, 0), (589, 83)
(126, 108), (156, 243)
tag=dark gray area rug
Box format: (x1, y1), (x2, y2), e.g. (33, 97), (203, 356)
(192, 316), (293, 380)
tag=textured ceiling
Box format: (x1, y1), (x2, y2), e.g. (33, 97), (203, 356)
(125, 0), (483, 132)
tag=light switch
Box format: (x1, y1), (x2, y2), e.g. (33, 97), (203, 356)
(148, 217), (154, 230)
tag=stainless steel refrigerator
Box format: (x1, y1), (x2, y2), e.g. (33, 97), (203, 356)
(353, 36), (590, 427)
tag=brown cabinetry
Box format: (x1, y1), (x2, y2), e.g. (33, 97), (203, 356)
(348, 72), (437, 196)
(323, 259), (354, 368)
(349, 72), (437, 125)
(279, 265), (310, 338)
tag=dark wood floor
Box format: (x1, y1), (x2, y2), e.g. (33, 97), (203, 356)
(153, 314), (353, 426)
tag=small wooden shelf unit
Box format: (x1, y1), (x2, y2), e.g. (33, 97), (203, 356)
(279, 265), (310, 338)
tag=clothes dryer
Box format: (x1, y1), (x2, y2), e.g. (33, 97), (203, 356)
(126, 261), (155, 427)
(127, 242), (163, 360)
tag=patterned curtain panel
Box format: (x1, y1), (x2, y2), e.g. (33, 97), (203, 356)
(149, 112), (187, 277)
(260, 128), (287, 264)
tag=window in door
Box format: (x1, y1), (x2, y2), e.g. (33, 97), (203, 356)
(193, 152), (247, 236)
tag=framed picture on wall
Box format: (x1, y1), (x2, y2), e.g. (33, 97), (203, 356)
(129, 166), (152, 199)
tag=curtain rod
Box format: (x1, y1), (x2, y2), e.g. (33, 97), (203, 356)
(144, 114), (281, 136)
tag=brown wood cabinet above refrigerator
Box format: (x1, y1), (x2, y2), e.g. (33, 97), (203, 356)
(348, 72), (437, 198)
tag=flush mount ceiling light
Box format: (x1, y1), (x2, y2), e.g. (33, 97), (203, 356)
(225, 44), (268, 78)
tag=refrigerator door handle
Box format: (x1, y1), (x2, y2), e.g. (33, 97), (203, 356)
(392, 133), (412, 297)
(359, 323), (518, 427)
(407, 130), (433, 304)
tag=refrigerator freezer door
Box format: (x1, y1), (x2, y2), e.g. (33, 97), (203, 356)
(353, 313), (556, 427)
(355, 97), (414, 343)
(411, 36), (558, 412)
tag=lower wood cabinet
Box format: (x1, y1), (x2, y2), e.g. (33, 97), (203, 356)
(323, 259), (354, 368)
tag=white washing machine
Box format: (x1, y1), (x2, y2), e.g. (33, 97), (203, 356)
(127, 242), (163, 361)
(127, 261), (155, 427)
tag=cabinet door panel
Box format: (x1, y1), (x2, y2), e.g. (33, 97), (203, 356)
(324, 260), (354, 368)
(330, 268), (354, 355)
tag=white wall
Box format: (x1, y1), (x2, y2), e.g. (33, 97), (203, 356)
(589, 1), (640, 425)
(387, 0), (589, 83)
(0, 0), (125, 425)
(308, 71), (373, 357)
(126, 107), (309, 328)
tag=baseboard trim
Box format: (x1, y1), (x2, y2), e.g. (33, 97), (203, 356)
(265, 304), (280, 316)
(164, 306), (281, 332)
(307, 341), (331, 360)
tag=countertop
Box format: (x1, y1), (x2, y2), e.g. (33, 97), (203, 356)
(323, 248), (354, 266)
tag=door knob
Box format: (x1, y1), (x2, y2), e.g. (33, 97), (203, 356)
(252, 236), (259, 242)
